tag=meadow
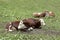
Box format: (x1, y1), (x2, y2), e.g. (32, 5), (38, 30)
(0, 0), (60, 40)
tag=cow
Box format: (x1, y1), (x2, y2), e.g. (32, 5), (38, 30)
(5, 18), (45, 32)
(33, 10), (55, 18)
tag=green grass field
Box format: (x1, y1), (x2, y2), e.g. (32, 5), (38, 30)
(0, 0), (60, 40)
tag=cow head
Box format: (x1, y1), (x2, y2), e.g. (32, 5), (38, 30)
(49, 11), (55, 17)
(18, 20), (27, 29)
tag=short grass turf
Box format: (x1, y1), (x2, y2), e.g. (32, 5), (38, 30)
(0, 0), (60, 40)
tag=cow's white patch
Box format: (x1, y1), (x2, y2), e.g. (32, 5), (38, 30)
(18, 20), (27, 29)
(38, 12), (41, 15)
(49, 11), (52, 14)
(33, 12), (41, 15)
(28, 27), (33, 31)
(39, 18), (46, 26)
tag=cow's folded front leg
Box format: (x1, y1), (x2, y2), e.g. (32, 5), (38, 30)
(8, 24), (13, 32)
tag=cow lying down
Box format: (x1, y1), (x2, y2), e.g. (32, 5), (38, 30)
(5, 18), (45, 32)
(33, 10), (55, 18)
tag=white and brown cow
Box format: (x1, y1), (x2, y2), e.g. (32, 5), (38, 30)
(33, 10), (55, 18)
(5, 18), (45, 32)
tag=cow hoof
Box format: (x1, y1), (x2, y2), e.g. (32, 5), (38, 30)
(28, 27), (33, 31)
(9, 30), (13, 32)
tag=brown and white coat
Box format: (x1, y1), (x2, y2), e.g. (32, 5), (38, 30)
(33, 11), (55, 18)
(5, 18), (45, 31)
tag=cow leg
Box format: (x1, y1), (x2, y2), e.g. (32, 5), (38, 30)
(8, 25), (13, 31)
(8, 22), (13, 32)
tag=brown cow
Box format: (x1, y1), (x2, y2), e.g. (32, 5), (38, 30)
(33, 10), (55, 18)
(5, 18), (45, 32)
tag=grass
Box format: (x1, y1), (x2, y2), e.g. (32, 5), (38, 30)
(0, 0), (60, 40)
(0, 33), (59, 40)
